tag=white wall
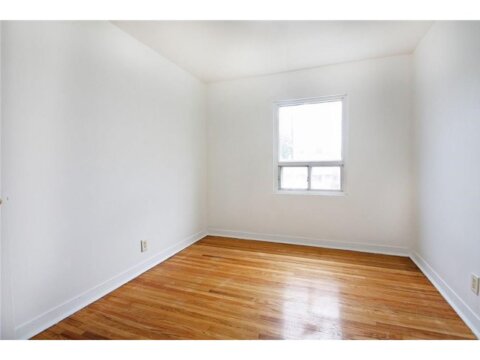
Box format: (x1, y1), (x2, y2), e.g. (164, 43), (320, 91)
(207, 55), (414, 252)
(413, 21), (480, 334)
(1, 21), (207, 338)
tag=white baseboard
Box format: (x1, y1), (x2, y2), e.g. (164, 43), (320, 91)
(207, 228), (410, 257)
(12, 228), (479, 340)
(15, 230), (207, 340)
(410, 251), (480, 339)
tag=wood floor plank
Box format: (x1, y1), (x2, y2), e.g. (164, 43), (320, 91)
(32, 236), (476, 340)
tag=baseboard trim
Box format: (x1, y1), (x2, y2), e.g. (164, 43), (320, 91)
(15, 230), (207, 340)
(13, 229), (479, 340)
(410, 251), (480, 339)
(207, 228), (409, 257)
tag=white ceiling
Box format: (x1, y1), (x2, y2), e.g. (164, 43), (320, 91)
(113, 21), (432, 83)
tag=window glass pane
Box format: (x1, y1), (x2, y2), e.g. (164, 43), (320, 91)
(279, 100), (342, 162)
(280, 167), (308, 190)
(311, 166), (341, 191)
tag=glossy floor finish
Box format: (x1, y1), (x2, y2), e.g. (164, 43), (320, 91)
(34, 236), (476, 340)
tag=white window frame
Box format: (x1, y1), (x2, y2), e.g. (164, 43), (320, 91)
(273, 94), (347, 195)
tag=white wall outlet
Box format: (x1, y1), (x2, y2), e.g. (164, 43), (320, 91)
(140, 240), (148, 253)
(471, 274), (479, 295)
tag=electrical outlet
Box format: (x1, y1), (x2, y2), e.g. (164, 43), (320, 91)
(471, 274), (479, 295)
(140, 240), (148, 253)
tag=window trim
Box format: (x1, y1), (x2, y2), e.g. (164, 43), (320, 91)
(273, 94), (348, 195)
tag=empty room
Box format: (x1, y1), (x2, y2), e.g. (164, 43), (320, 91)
(1, 3), (480, 355)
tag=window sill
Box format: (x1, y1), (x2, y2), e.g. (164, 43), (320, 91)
(274, 190), (346, 197)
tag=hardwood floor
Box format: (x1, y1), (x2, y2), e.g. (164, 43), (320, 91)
(33, 236), (476, 340)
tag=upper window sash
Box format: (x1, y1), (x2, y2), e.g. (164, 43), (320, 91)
(276, 95), (345, 164)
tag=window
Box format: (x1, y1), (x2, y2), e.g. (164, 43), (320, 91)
(275, 95), (346, 193)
